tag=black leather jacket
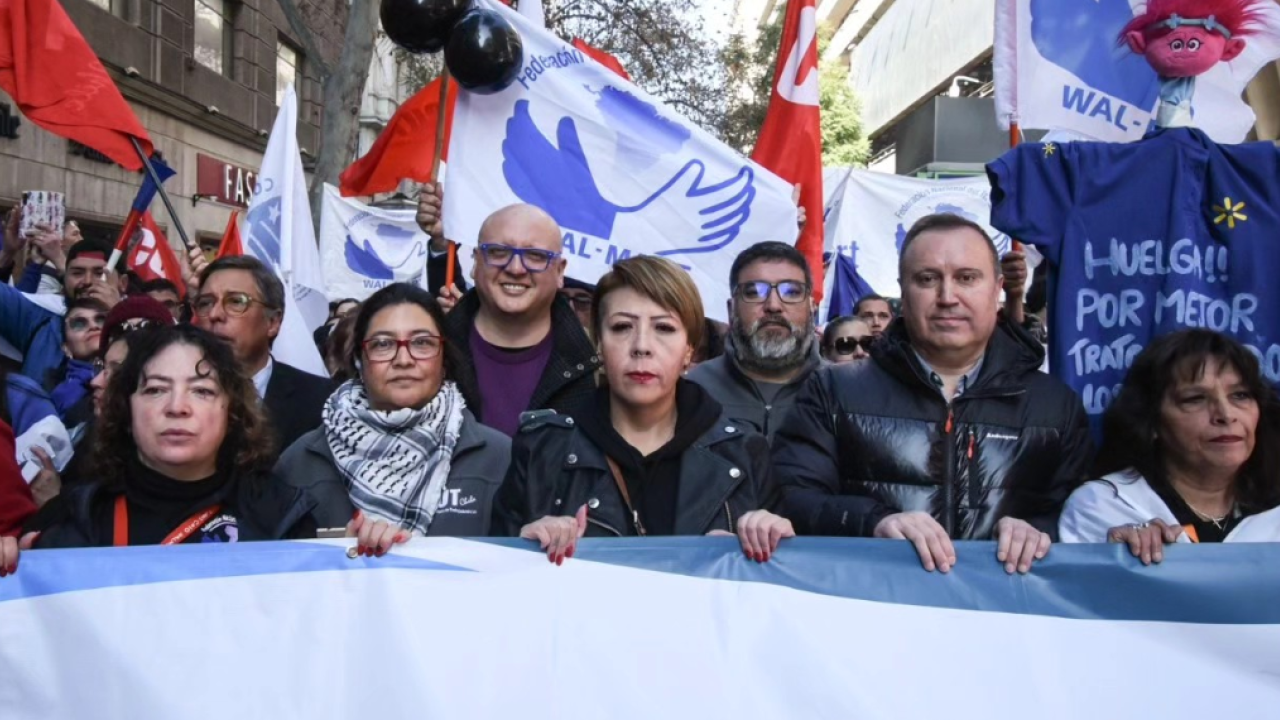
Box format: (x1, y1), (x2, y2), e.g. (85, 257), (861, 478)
(772, 319), (1091, 540)
(492, 411), (773, 537)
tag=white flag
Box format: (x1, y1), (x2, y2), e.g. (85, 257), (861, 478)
(994, 0), (1280, 143)
(817, 170), (1041, 321)
(244, 85), (328, 377)
(319, 184), (431, 301)
(517, 0), (545, 28)
(443, 0), (797, 321)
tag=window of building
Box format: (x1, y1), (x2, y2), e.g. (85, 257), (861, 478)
(85, 0), (126, 17)
(276, 41), (299, 107)
(194, 0), (233, 75)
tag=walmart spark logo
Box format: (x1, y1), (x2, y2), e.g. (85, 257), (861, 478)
(1212, 197), (1247, 230)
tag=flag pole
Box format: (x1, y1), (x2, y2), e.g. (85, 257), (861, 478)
(432, 66), (457, 289)
(130, 137), (196, 253)
(1009, 121), (1021, 253)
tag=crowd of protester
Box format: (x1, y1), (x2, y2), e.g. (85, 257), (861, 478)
(2, 185), (1277, 578)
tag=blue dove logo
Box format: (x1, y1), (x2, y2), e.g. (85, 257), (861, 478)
(343, 220), (426, 281)
(245, 186), (282, 267)
(892, 203), (1011, 256)
(1030, 0), (1159, 109)
(501, 96), (756, 260)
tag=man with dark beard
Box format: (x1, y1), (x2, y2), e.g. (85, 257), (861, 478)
(685, 242), (820, 442)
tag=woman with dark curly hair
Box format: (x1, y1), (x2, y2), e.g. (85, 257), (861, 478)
(1060, 329), (1280, 562)
(20, 324), (317, 549)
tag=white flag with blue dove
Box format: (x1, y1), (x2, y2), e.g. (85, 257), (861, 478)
(244, 84), (328, 377)
(443, 0), (797, 320)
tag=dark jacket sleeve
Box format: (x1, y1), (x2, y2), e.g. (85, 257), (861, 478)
(1025, 393), (1093, 538)
(770, 371), (895, 537)
(490, 430), (536, 537)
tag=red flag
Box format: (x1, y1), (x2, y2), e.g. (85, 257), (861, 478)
(0, 0), (152, 170)
(572, 39), (630, 80)
(339, 77), (457, 197)
(215, 210), (243, 259)
(751, 0), (824, 301)
(128, 213), (185, 296)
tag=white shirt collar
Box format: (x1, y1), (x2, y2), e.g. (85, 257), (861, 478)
(252, 356), (274, 400)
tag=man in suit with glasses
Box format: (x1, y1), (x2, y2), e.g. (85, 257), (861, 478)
(440, 204), (599, 437)
(685, 241), (821, 443)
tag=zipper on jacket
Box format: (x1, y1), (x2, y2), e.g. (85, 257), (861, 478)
(586, 517), (623, 537)
(724, 502), (735, 533)
(942, 407), (956, 537)
(966, 425), (978, 510)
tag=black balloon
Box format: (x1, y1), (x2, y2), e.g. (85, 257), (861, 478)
(381, 0), (472, 54)
(444, 9), (524, 95)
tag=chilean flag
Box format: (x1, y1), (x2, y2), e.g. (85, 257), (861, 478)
(751, 0), (825, 301)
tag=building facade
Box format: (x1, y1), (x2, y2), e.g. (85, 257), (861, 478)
(0, 0), (348, 252)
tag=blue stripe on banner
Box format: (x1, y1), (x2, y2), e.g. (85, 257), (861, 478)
(0, 541), (472, 604)
(3, 538), (1278, 625)
(477, 537), (1280, 626)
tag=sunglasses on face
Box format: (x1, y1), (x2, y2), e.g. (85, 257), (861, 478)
(67, 314), (107, 333)
(478, 243), (561, 274)
(362, 333), (444, 363)
(193, 292), (276, 318)
(734, 281), (810, 304)
(834, 336), (875, 355)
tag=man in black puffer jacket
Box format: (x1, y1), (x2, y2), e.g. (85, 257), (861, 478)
(773, 214), (1091, 575)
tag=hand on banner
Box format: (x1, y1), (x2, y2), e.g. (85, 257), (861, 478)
(416, 182), (445, 246)
(183, 245), (209, 296)
(438, 283), (464, 313)
(1108, 519), (1183, 566)
(29, 223), (67, 272)
(346, 509), (411, 558)
(874, 511), (956, 573)
(28, 447), (61, 509)
(995, 517), (1051, 574)
(520, 504), (588, 566)
(735, 510), (795, 563)
(0, 532), (38, 578)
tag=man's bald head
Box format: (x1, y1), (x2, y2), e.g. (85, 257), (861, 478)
(479, 204), (563, 251)
(472, 203), (568, 323)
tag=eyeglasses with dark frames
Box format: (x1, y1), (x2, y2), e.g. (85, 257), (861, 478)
(833, 336), (876, 356)
(478, 243), (561, 274)
(362, 334), (445, 363)
(734, 281), (810, 304)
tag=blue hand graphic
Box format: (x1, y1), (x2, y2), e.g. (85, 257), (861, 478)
(894, 223), (907, 254)
(345, 236), (395, 280)
(502, 99), (756, 256)
(1030, 0), (1159, 109)
(503, 99), (620, 238)
(245, 197), (283, 266)
(593, 86), (691, 171)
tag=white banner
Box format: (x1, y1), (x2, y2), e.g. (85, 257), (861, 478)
(444, 0), (797, 321)
(1, 538), (1278, 719)
(245, 84), (327, 376)
(994, 0), (1280, 143)
(319, 184), (431, 301)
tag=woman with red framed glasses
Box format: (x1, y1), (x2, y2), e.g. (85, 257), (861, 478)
(275, 283), (511, 555)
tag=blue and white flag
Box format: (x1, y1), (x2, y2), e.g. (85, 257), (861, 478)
(2, 538), (1279, 718)
(818, 170), (1027, 321)
(994, 0), (1280, 143)
(245, 85), (327, 376)
(319, 184), (431, 301)
(443, 0), (797, 320)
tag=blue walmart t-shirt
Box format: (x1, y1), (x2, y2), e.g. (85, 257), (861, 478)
(988, 128), (1280, 424)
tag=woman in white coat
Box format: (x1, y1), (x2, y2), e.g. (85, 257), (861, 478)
(1060, 330), (1280, 563)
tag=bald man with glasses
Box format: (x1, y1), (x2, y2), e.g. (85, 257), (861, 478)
(440, 204), (599, 437)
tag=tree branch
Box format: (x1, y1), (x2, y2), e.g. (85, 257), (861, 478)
(274, 0), (333, 77)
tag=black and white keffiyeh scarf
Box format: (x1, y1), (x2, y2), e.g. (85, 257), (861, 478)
(323, 379), (465, 535)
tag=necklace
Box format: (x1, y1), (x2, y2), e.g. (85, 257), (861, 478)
(1183, 498), (1233, 531)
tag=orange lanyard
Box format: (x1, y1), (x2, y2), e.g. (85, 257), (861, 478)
(112, 495), (223, 547)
